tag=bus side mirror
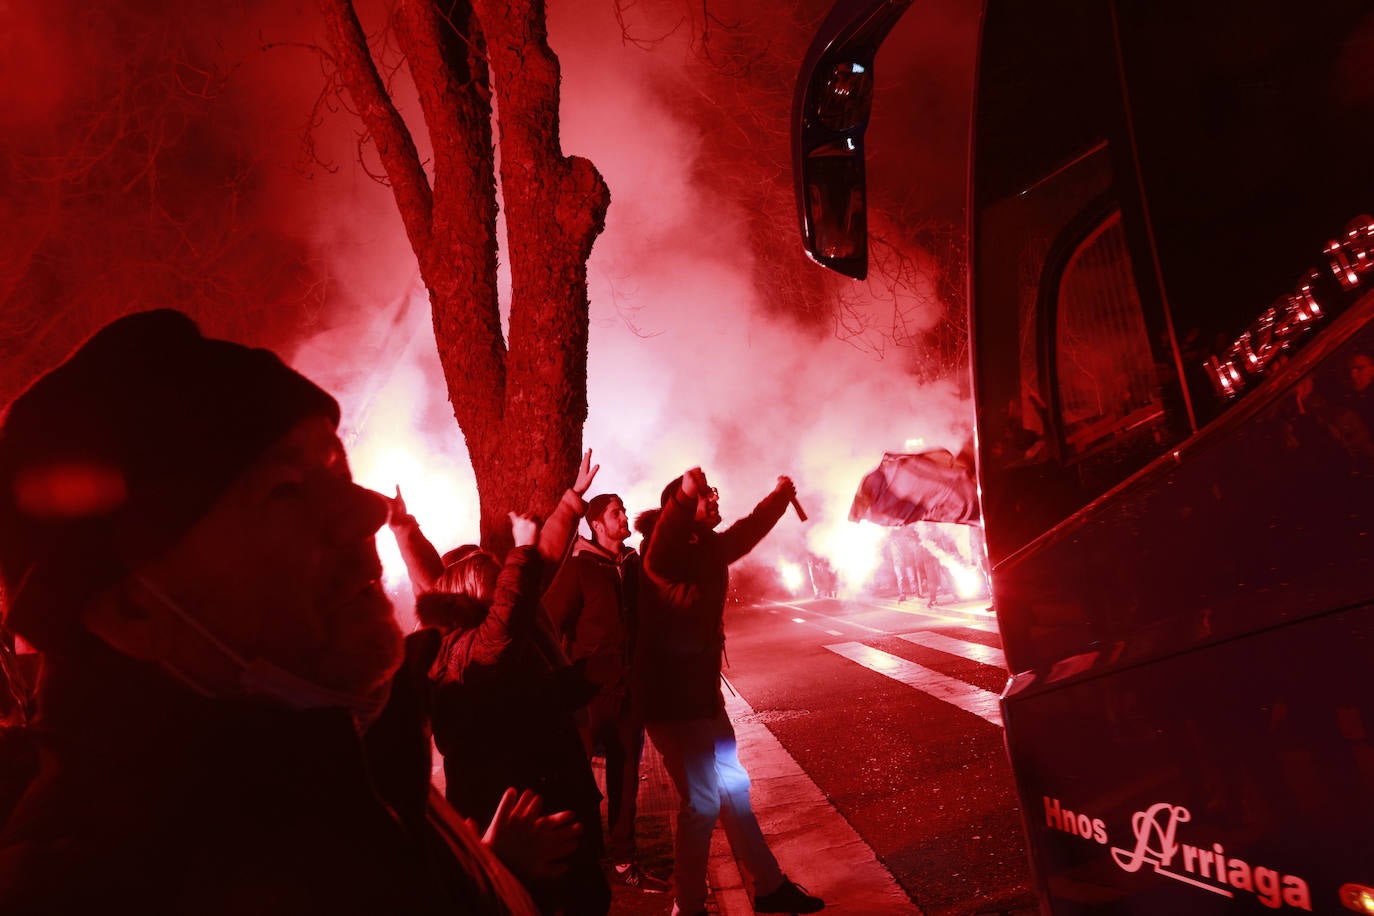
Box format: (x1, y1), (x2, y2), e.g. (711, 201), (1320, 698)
(793, 0), (914, 280)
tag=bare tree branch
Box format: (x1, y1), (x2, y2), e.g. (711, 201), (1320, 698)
(318, 0), (434, 255)
(384, 0), (507, 443)
(614, 0), (688, 49)
(391, 0), (478, 189)
(475, 0), (610, 365)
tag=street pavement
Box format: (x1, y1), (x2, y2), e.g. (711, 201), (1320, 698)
(423, 590), (1038, 913)
(606, 590), (1039, 915)
(601, 678), (910, 915)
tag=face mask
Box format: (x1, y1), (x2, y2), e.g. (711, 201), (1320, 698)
(129, 575), (391, 731)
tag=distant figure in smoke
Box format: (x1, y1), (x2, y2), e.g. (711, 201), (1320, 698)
(544, 494), (670, 892)
(886, 527), (921, 602)
(805, 553), (838, 598)
(633, 508), (660, 548)
(423, 512), (610, 916)
(1346, 351), (1374, 431)
(636, 467), (825, 916)
(0, 310), (561, 914)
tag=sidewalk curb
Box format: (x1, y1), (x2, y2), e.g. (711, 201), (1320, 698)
(714, 679), (921, 915)
(707, 827), (751, 915)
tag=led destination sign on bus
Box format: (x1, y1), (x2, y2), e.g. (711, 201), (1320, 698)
(1205, 215), (1374, 400)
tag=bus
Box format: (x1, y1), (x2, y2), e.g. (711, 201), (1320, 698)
(794, 2), (1374, 913)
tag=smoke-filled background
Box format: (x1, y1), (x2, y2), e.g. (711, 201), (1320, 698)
(0, 0), (978, 618)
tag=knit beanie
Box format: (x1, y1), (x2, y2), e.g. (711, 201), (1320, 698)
(0, 309), (340, 651)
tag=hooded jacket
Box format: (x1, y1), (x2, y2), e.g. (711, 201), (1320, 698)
(422, 547), (598, 828)
(542, 537), (639, 690)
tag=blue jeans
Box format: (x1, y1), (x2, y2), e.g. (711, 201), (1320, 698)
(647, 708), (783, 914)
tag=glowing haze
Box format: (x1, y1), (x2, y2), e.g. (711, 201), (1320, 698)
(1, 0), (979, 620)
(286, 0), (977, 616)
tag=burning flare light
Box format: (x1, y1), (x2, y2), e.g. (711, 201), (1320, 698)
(778, 560), (805, 594)
(916, 522), (988, 600)
(822, 520), (888, 592)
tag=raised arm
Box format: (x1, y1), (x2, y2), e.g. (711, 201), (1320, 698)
(641, 469), (706, 608)
(718, 476), (794, 565)
(448, 514), (544, 673)
(536, 448), (599, 578)
(386, 485), (444, 594)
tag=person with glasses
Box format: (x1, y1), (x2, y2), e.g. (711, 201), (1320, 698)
(635, 467), (824, 916)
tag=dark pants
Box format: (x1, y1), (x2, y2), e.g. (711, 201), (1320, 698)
(580, 688), (645, 863)
(646, 709), (783, 915)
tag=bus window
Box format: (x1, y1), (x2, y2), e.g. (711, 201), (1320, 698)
(971, 2), (1196, 566)
(976, 156), (1188, 562)
(1050, 211), (1172, 488)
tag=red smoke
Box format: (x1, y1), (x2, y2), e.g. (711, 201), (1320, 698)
(1, 0), (979, 614)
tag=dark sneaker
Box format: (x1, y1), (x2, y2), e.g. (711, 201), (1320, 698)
(614, 861), (671, 893)
(754, 876), (825, 914)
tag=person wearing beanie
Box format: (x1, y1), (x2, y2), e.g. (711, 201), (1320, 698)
(543, 493), (670, 893)
(635, 467), (825, 916)
(0, 310), (551, 915)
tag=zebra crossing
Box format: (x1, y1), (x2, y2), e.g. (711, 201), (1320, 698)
(898, 630), (1005, 668)
(824, 628), (1007, 728)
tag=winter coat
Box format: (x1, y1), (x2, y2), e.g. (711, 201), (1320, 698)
(542, 537), (639, 691)
(364, 626), (444, 830)
(0, 640), (535, 916)
(634, 486), (790, 721)
(423, 547), (598, 827)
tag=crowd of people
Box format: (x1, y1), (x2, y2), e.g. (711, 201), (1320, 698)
(0, 310), (825, 916)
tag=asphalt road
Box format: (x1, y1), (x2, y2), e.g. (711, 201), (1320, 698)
(721, 590), (1038, 916)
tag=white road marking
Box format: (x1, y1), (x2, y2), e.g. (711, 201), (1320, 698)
(949, 613), (1000, 634)
(824, 642), (1004, 727)
(767, 600), (889, 635)
(897, 631), (1007, 670)
(825, 629), (844, 637)
(811, 595), (1000, 633)
(881, 601), (1001, 633)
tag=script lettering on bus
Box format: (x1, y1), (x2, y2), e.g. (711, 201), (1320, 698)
(1206, 214), (1374, 400)
(1043, 796), (1314, 910)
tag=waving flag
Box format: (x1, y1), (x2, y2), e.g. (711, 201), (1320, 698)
(849, 449), (980, 526)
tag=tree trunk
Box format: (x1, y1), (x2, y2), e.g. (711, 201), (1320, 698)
(321, 0), (608, 555)
(475, 0), (609, 550)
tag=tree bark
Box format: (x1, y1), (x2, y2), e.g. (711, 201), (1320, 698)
(473, 0), (609, 549)
(321, 0), (608, 554)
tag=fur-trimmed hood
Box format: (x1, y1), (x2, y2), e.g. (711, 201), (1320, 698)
(569, 536), (635, 564)
(415, 591), (489, 632)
